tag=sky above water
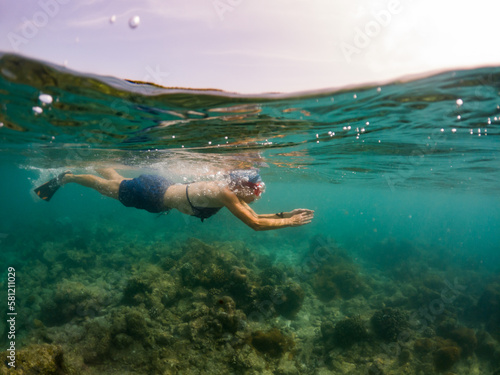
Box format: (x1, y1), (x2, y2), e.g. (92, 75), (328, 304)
(1, 0), (499, 93)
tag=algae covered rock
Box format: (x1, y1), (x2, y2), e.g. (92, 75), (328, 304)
(433, 345), (461, 372)
(312, 265), (368, 302)
(252, 282), (305, 320)
(414, 337), (436, 354)
(40, 279), (110, 326)
(250, 328), (294, 358)
(208, 296), (247, 335)
(80, 318), (112, 364)
(307, 238), (369, 302)
(122, 275), (153, 305)
(446, 326), (477, 357)
(0, 344), (65, 375)
(476, 330), (500, 366)
(274, 283), (305, 319)
(125, 309), (148, 338)
(477, 284), (500, 339)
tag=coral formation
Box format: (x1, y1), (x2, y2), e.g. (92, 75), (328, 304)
(322, 315), (368, 348)
(3, 224), (497, 375)
(371, 307), (410, 342)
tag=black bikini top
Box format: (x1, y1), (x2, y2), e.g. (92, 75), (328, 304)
(185, 184), (222, 222)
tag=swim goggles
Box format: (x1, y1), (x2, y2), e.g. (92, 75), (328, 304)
(248, 181), (266, 197)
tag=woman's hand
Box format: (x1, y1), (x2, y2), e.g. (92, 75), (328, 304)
(287, 209), (314, 227)
(283, 208), (314, 218)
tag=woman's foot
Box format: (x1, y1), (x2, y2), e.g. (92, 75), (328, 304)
(59, 170), (73, 185)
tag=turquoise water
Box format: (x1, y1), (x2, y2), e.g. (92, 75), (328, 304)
(0, 53), (500, 374)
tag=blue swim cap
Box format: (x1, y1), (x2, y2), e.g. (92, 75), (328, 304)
(229, 169), (262, 184)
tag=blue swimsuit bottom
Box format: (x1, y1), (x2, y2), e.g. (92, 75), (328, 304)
(118, 175), (222, 220)
(118, 175), (172, 213)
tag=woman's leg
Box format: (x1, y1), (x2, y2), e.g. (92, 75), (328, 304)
(62, 173), (121, 199)
(96, 168), (125, 181)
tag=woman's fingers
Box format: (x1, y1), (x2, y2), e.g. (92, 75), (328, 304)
(290, 208), (314, 216)
(290, 212), (314, 226)
(296, 208), (314, 214)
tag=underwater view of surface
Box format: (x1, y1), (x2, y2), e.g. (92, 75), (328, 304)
(0, 53), (499, 374)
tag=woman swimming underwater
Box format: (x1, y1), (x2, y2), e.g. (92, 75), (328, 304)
(34, 168), (314, 231)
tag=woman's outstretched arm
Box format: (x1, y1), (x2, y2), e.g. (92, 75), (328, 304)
(239, 201), (314, 220)
(220, 188), (314, 231)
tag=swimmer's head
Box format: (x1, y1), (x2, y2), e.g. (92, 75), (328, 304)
(228, 169), (266, 201)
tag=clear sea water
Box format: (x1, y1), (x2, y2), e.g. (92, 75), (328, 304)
(0, 53), (499, 374)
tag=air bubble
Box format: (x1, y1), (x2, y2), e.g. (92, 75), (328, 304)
(456, 99), (463, 106)
(457, 115), (461, 120)
(129, 16), (140, 29)
(39, 93), (53, 104)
